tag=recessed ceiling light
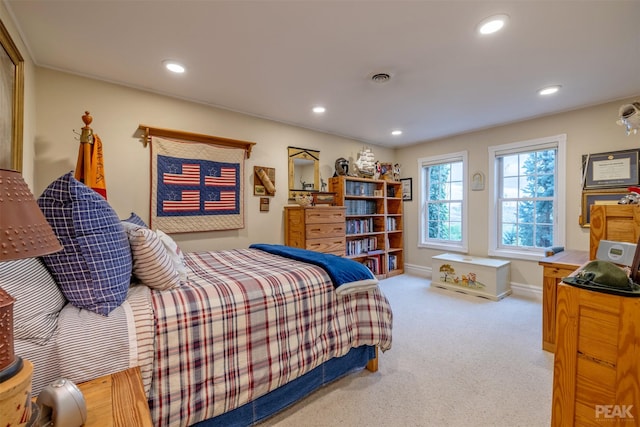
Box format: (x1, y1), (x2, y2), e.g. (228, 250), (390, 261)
(163, 60), (185, 74)
(312, 106), (326, 114)
(478, 14), (509, 35)
(538, 85), (561, 96)
(391, 130), (402, 136)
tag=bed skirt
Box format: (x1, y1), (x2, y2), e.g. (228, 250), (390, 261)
(193, 345), (376, 427)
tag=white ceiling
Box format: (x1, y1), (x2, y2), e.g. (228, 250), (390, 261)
(5, 0), (640, 147)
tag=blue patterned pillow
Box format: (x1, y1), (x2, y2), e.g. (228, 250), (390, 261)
(38, 172), (132, 315)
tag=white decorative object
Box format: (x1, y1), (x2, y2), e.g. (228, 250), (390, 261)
(354, 147), (376, 178)
(471, 172), (485, 191)
(431, 253), (511, 300)
(617, 102), (640, 135)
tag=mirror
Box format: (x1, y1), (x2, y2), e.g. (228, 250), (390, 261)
(288, 146), (320, 199)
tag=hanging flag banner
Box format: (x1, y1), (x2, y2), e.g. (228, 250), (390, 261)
(150, 136), (244, 232)
(74, 111), (107, 198)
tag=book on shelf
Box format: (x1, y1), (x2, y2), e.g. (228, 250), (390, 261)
(388, 254), (397, 271)
(386, 217), (396, 231)
(364, 253), (382, 275)
(367, 249), (384, 255)
(346, 217), (374, 235)
(345, 180), (378, 197)
(346, 236), (378, 256)
(345, 199), (377, 215)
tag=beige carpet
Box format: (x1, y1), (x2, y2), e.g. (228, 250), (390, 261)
(261, 274), (554, 427)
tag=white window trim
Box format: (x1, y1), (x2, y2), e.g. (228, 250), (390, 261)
(417, 150), (469, 253)
(487, 134), (566, 261)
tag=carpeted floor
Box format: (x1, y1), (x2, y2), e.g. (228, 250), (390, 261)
(261, 274), (554, 427)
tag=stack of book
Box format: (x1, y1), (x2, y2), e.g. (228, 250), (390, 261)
(346, 237), (378, 255)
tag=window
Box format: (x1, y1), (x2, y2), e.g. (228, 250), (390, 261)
(418, 151), (468, 252)
(488, 135), (566, 260)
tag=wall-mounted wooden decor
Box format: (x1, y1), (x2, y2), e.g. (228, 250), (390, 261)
(254, 166), (276, 196)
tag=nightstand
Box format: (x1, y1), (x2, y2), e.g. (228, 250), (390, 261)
(78, 366), (152, 427)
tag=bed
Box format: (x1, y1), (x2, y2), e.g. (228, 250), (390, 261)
(3, 172), (393, 426)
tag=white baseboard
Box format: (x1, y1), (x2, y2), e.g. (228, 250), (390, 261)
(404, 263), (431, 278)
(509, 282), (542, 301)
(402, 263), (542, 302)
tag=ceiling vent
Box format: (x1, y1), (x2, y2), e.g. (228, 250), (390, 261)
(370, 72), (391, 84)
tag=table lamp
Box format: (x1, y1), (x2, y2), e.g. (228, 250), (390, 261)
(0, 168), (62, 425)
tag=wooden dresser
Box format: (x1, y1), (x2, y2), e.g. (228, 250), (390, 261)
(550, 204), (640, 426)
(551, 284), (640, 426)
(284, 206), (346, 255)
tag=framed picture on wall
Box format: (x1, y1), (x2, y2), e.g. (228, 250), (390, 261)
(400, 178), (412, 201)
(580, 189), (628, 227)
(0, 18), (25, 171)
(582, 149), (640, 189)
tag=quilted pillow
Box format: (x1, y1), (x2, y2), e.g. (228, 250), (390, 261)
(37, 172), (132, 315)
(0, 258), (66, 345)
(126, 227), (182, 290)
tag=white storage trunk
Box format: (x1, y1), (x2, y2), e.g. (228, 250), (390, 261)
(431, 253), (511, 301)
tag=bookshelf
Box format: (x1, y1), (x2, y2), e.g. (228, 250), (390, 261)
(329, 176), (404, 278)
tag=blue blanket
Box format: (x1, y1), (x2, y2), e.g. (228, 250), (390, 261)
(249, 244), (379, 295)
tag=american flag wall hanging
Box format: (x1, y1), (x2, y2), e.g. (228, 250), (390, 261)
(150, 136), (245, 232)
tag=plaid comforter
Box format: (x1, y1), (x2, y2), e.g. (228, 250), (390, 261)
(148, 248), (392, 426)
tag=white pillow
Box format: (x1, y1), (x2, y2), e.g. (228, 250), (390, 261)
(126, 228), (181, 290)
(0, 258), (66, 344)
(156, 230), (188, 284)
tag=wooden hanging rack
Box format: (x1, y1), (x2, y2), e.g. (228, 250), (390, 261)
(79, 110), (94, 144)
(138, 124), (256, 158)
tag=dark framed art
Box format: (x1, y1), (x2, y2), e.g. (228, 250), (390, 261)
(0, 18), (24, 172)
(580, 189), (628, 227)
(400, 178), (412, 201)
(260, 197), (270, 212)
(582, 149), (640, 190)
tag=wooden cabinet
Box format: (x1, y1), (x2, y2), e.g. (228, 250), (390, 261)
(589, 204), (640, 260)
(284, 206), (346, 256)
(329, 176), (404, 278)
(551, 284), (640, 426)
(539, 250), (589, 352)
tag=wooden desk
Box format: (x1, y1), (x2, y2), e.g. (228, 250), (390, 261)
(539, 250), (589, 353)
(78, 367), (152, 427)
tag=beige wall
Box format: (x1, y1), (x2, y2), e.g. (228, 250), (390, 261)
(397, 96), (640, 288)
(32, 68), (395, 252)
(5, 7), (638, 290)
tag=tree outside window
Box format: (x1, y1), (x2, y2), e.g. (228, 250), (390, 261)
(489, 135), (566, 260)
(418, 151), (468, 252)
(499, 149), (555, 249)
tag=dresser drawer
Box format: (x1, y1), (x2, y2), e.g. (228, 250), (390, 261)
(306, 223), (346, 239)
(306, 238), (345, 255)
(305, 208), (345, 224)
